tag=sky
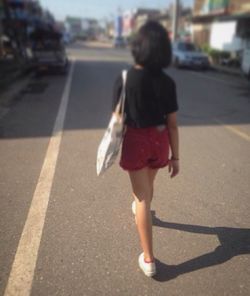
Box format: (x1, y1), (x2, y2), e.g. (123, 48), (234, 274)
(39, 0), (194, 21)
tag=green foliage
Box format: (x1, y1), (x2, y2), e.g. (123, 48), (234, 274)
(201, 44), (212, 55)
(201, 44), (230, 63)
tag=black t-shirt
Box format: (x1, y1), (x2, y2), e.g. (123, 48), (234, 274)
(112, 67), (178, 128)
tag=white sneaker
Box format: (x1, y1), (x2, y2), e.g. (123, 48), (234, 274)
(138, 253), (156, 277)
(132, 201), (136, 215)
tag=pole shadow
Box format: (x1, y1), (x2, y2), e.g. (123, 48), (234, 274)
(150, 211), (250, 282)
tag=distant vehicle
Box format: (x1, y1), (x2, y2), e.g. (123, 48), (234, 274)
(172, 41), (210, 70)
(30, 29), (69, 74)
(113, 36), (126, 48)
(241, 39), (250, 80)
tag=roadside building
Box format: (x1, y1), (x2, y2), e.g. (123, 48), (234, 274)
(124, 6), (192, 41)
(86, 19), (100, 40)
(65, 17), (100, 41)
(65, 17), (82, 40)
(156, 10), (171, 33)
(192, 0), (225, 46)
(105, 20), (114, 39)
(158, 5), (192, 40)
(120, 8), (167, 41)
(178, 7), (192, 41)
(133, 8), (161, 31)
(192, 0), (250, 51)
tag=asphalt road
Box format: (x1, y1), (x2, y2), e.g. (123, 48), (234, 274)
(0, 42), (250, 296)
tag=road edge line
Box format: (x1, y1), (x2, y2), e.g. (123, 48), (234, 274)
(214, 119), (250, 142)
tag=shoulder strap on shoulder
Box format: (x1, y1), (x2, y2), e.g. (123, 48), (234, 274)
(120, 70), (127, 115)
(115, 70), (127, 115)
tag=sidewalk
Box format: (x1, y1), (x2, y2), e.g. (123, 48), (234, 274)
(211, 64), (243, 77)
(0, 56), (35, 118)
(0, 60), (23, 90)
(0, 57), (34, 90)
(0, 70), (33, 120)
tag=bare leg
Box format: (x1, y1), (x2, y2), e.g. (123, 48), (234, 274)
(148, 168), (158, 203)
(129, 168), (154, 262)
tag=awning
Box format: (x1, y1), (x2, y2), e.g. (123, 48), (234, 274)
(192, 12), (250, 24)
(218, 13), (250, 21)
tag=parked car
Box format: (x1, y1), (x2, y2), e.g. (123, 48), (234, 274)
(113, 36), (126, 48)
(30, 29), (69, 74)
(241, 39), (250, 80)
(172, 41), (210, 70)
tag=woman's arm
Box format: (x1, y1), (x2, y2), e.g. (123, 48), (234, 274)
(167, 112), (180, 178)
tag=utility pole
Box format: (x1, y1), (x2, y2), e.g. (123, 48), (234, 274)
(172, 0), (179, 42)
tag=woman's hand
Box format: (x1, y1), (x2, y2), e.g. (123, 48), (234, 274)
(167, 112), (179, 178)
(168, 159), (180, 178)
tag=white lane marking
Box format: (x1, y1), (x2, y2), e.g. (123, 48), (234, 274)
(4, 59), (75, 296)
(187, 70), (241, 87)
(214, 119), (250, 142)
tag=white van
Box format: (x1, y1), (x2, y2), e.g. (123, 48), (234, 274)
(241, 39), (250, 79)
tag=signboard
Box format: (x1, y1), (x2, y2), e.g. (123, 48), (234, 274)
(232, 3), (250, 14)
(114, 15), (122, 37)
(123, 11), (134, 37)
(210, 21), (242, 51)
(201, 0), (229, 15)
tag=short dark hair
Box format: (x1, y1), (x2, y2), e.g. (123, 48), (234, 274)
(131, 21), (172, 71)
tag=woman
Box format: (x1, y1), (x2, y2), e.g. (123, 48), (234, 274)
(112, 21), (180, 277)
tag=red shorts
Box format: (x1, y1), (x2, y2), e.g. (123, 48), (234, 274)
(120, 126), (170, 171)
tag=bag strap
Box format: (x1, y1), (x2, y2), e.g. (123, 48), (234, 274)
(115, 70), (127, 115)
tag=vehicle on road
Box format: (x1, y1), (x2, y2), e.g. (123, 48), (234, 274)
(113, 36), (126, 48)
(30, 28), (69, 74)
(172, 41), (210, 70)
(241, 39), (250, 80)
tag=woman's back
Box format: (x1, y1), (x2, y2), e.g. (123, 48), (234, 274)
(113, 67), (178, 128)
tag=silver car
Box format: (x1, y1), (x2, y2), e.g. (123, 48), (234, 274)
(172, 41), (210, 70)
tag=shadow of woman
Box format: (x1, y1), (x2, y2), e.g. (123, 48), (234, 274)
(150, 212), (250, 282)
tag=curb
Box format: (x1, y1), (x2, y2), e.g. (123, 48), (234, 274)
(211, 65), (242, 77)
(0, 73), (33, 120)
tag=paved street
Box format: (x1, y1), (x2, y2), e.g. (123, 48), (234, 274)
(0, 42), (250, 296)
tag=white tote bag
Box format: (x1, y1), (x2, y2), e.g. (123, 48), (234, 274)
(96, 70), (127, 176)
